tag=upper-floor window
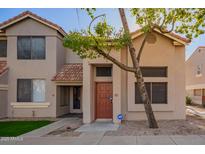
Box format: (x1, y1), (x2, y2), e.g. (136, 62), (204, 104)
(17, 79), (45, 102)
(141, 67), (167, 77)
(96, 67), (112, 77)
(196, 64), (202, 77)
(0, 40), (7, 57)
(17, 36), (45, 60)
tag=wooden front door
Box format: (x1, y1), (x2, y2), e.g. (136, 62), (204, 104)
(96, 82), (113, 119)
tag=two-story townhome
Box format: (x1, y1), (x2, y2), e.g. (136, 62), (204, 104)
(0, 11), (189, 123)
(0, 11), (83, 119)
(186, 46), (205, 106)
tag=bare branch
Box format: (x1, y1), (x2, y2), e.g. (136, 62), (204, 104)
(88, 14), (106, 37)
(93, 46), (137, 73)
(156, 19), (175, 34)
(137, 32), (149, 62)
(159, 10), (167, 30)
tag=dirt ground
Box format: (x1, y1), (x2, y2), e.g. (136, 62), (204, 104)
(105, 113), (205, 136)
(44, 105), (205, 137)
(44, 118), (82, 137)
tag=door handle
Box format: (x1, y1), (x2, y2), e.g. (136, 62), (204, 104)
(108, 96), (113, 103)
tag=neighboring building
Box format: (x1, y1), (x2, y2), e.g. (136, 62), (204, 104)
(0, 11), (189, 122)
(186, 46), (205, 106)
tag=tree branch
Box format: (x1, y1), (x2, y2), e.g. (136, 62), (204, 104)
(159, 10), (167, 30)
(87, 12), (136, 73)
(137, 32), (149, 61)
(93, 46), (137, 72)
(88, 14), (106, 37)
(156, 19), (175, 34)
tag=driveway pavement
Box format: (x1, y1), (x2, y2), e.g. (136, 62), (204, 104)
(1, 134), (205, 145)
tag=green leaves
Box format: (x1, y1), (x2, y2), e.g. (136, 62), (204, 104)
(131, 8), (205, 40)
(94, 20), (113, 37)
(63, 31), (97, 59)
(64, 8), (205, 60)
(63, 12), (131, 59)
(63, 28), (131, 59)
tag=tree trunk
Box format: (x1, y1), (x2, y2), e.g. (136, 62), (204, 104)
(118, 8), (158, 128)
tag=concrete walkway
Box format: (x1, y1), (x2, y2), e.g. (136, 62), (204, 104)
(186, 106), (205, 118)
(20, 118), (80, 137)
(75, 121), (119, 132)
(1, 134), (205, 145)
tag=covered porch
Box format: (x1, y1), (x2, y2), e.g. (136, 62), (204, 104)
(52, 63), (83, 117)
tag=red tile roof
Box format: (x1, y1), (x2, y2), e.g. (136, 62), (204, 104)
(52, 63), (83, 82)
(0, 11), (66, 36)
(0, 61), (8, 75)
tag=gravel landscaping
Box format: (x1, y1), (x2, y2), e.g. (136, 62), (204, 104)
(105, 113), (205, 136)
(42, 105), (205, 137)
(105, 104), (205, 136)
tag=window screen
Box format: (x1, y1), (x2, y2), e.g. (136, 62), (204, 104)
(152, 83), (167, 104)
(96, 67), (112, 77)
(17, 79), (45, 102)
(0, 40), (7, 57)
(135, 82), (167, 104)
(135, 82), (151, 104)
(17, 79), (32, 102)
(33, 80), (45, 102)
(141, 67), (167, 77)
(17, 37), (31, 59)
(17, 36), (45, 59)
(31, 37), (45, 59)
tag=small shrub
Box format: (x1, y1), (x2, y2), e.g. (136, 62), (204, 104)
(186, 96), (192, 105)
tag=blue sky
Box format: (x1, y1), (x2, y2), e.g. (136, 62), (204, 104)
(0, 8), (204, 59)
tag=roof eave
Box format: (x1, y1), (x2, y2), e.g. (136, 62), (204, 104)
(0, 12), (66, 37)
(131, 29), (190, 45)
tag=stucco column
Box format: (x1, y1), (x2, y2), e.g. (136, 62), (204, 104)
(112, 64), (121, 124)
(82, 60), (93, 123)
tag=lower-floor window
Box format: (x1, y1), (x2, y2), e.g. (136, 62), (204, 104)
(135, 82), (167, 104)
(193, 89), (202, 96)
(17, 79), (45, 102)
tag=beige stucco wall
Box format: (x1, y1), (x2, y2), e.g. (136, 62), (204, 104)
(185, 48), (205, 105)
(56, 86), (70, 117)
(186, 48), (205, 87)
(83, 32), (186, 123)
(0, 90), (8, 118)
(0, 71), (8, 84)
(56, 35), (66, 72)
(6, 18), (61, 118)
(125, 32), (185, 120)
(0, 69), (8, 118)
(65, 48), (82, 64)
(82, 50), (122, 123)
